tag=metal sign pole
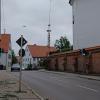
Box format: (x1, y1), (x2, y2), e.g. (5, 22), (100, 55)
(19, 35), (23, 92)
(16, 34), (27, 92)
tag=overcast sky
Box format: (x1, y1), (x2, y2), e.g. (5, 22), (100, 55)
(1, 0), (72, 55)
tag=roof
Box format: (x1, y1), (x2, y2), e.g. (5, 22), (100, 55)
(0, 34), (11, 53)
(49, 45), (100, 56)
(27, 44), (56, 57)
(69, 0), (74, 5)
(85, 45), (100, 51)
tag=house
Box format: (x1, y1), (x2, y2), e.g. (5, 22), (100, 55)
(0, 34), (12, 70)
(22, 44), (56, 69)
(69, 0), (100, 50)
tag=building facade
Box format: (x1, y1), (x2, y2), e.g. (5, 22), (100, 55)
(22, 44), (56, 69)
(69, 0), (100, 50)
(0, 34), (12, 70)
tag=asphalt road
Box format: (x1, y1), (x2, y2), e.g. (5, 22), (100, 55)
(12, 70), (100, 100)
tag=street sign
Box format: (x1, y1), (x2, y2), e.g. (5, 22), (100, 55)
(16, 37), (27, 47)
(16, 35), (27, 92)
(19, 49), (25, 57)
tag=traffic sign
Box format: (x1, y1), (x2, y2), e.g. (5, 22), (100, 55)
(16, 35), (27, 92)
(16, 37), (27, 47)
(19, 49), (25, 57)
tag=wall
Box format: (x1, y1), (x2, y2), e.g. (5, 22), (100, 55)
(0, 53), (7, 69)
(22, 46), (33, 69)
(92, 52), (100, 73)
(73, 0), (100, 49)
(48, 48), (100, 74)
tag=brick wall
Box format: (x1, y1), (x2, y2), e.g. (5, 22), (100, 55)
(92, 52), (100, 73)
(57, 56), (64, 71)
(67, 56), (75, 72)
(49, 57), (56, 70)
(48, 47), (100, 74)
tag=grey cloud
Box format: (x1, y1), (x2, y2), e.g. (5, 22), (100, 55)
(1, 0), (72, 54)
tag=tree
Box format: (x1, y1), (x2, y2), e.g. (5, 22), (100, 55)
(54, 36), (73, 52)
(11, 50), (18, 64)
(38, 59), (48, 69)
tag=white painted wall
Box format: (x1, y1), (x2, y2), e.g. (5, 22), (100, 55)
(0, 52), (12, 70)
(22, 46), (43, 69)
(72, 0), (100, 49)
(7, 50), (12, 71)
(0, 53), (7, 68)
(22, 46), (33, 69)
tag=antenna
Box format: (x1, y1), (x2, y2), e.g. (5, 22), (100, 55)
(47, 0), (52, 47)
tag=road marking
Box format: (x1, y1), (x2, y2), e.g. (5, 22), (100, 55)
(78, 85), (98, 93)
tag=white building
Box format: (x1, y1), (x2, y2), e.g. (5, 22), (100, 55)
(22, 44), (56, 69)
(69, 0), (100, 50)
(0, 34), (12, 70)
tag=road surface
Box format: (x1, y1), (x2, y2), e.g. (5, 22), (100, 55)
(12, 71), (100, 100)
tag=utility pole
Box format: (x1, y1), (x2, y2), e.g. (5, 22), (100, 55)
(47, 24), (51, 47)
(47, 0), (52, 49)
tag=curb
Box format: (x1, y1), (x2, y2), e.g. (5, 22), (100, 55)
(7, 71), (44, 100)
(21, 81), (44, 100)
(79, 76), (100, 81)
(38, 70), (79, 76)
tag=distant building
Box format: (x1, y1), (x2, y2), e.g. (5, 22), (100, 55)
(22, 44), (56, 69)
(69, 0), (100, 49)
(0, 34), (12, 70)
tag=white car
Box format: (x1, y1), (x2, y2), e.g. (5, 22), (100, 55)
(11, 64), (20, 72)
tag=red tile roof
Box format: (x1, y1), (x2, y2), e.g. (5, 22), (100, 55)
(27, 44), (56, 57)
(0, 34), (11, 53)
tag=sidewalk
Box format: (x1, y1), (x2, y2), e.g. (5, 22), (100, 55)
(0, 70), (42, 100)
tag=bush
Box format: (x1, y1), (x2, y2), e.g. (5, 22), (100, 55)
(38, 59), (48, 69)
(26, 64), (32, 70)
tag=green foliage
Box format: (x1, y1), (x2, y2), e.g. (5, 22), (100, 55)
(38, 59), (48, 69)
(11, 50), (18, 64)
(54, 36), (73, 52)
(0, 48), (4, 56)
(0, 48), (4, 53)
(26, 64), (32, 70)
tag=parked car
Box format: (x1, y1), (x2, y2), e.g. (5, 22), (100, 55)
(11, 64), (20, 72)
(0, 65), (3, 70)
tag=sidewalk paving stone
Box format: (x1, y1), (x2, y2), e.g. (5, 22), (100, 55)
(0, 71), (42, 100)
